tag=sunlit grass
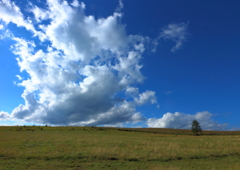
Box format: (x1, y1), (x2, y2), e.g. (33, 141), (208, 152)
(0, 126), (240, 169)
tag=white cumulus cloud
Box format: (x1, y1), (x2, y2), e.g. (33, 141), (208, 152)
(147, 111), (228, 130)
(1, 0), (157, 126)
(0, 111), (10, 120)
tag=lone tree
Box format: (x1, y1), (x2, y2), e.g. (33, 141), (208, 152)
(191, 120), (202, 136)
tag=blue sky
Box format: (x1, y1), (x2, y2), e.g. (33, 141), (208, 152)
(0, 0), (239, 130)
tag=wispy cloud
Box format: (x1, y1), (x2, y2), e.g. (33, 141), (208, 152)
(163, 91), (172, 95)
(0, 0), (46, 39)
(160, 22), (189, 52)
(0, 29), (12, 39)
(147, 111), (228, 130)
(15, 75), (23, 80)
(116, 0), (124, 12)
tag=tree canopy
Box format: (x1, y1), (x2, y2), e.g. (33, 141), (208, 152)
(191, 120), (202, 135)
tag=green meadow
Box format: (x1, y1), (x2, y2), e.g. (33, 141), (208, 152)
(0, 126), (240, 170)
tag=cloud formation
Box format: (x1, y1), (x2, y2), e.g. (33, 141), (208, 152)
(0, 111), (10, 120)
(160, 22), (189, 52)
(0, 0), (156, 126)
(1, 0), (227, 130)
(147, 111), (228, 130)
(0, 0), (46, 40)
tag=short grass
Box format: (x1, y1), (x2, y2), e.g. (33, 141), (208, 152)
(0, 126), (240, 170)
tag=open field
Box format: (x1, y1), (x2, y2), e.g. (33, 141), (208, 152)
(0, 126), (240, 170)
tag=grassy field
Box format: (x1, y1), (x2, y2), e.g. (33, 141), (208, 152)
(0, 126), (240, 170)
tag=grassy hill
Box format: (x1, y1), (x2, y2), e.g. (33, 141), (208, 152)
(0, 126), (240, 169)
